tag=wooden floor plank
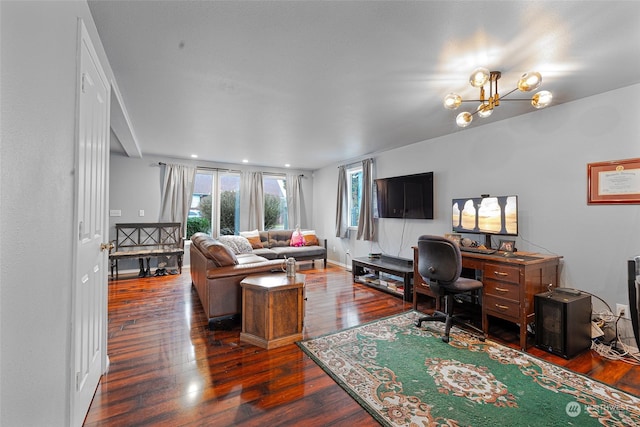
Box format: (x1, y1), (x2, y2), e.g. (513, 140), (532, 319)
(84, 264), (640, 426)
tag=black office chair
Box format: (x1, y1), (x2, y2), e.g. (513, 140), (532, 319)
(414, 235), (486, 343)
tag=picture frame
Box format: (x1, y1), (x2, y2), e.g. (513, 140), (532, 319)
(587, 158), (640, 204)
(498, 239), (516, 252)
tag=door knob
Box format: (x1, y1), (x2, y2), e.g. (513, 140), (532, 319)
(100, 242), (114, 252)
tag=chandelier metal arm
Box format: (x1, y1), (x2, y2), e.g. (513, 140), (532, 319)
(456, 87), (535, 104)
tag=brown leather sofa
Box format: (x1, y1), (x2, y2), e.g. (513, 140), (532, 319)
(190, 233), (285, 329)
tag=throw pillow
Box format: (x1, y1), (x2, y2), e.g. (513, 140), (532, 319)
(246, 236), (263, 249)
(218, 235), (254, 254)
(301, 230), (319, 246)
(240, 229), (264, 249)
(232, 236), (254, 254)
(217, 235), (239, 253)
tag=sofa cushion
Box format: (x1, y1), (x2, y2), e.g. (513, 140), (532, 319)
(200, 239), (238, 267)
(271, 245), (326, 258)
(191, 232), (210, 247)
(259, 231), (269, 247)
(267, 229), (292, 247)
(236, 253), (270, 264)
(252, 248), (278, 259)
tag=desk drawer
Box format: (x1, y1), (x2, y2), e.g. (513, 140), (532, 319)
(484, 263), (520, 284)
(462, 258), (484, 270)
(484, 279), (519, 301)
(484, 295), (520, 318)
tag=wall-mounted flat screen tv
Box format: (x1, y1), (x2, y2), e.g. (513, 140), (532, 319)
(451, 195), (518, 236)
(375, 172), (434, 219)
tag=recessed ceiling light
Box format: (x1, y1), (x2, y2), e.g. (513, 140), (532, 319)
(191, 154), (198, 158)
(242, 159), (249, 163)
(285, 164), (290, 168)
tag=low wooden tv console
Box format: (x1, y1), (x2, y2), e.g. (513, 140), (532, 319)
(352, 255), (414, 301)
(413, 247), (562, 350)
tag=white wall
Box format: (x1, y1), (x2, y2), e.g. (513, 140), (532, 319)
(313, 84), (640, 314)
(0, 1), (119, 425)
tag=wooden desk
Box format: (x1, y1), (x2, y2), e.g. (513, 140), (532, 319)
(240, 273), (305, 349)
(413, 248), (561, 350)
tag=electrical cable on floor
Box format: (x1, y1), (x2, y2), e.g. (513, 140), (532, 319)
(584, 288), (640, 365)
(590, 311), (640, 365)
(591, 340), (640, 365)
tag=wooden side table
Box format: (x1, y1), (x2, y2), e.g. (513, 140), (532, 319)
(240, 273), (305, 349)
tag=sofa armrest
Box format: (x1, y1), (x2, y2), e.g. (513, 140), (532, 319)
(205, 259), (284, 279)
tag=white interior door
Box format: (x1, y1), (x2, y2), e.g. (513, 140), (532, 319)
(71, 20), (110, 426)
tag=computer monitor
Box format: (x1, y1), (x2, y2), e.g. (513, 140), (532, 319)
(451, 195), (518, 248)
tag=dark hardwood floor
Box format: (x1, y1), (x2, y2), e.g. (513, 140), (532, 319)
(84, 263), (640, 426)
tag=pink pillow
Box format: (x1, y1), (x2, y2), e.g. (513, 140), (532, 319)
(290, 229), (304, 247)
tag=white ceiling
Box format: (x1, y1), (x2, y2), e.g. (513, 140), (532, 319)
(89, 1), (640, 171)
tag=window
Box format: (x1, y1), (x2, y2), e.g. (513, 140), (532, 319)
(263, 175), (288, 230)
(348, 166), (363, 228)
(219, 173), (240, 235)
(187, 170), (240, 238)
(188, 171), (214, 238)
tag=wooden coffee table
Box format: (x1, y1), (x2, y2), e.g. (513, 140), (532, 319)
(240, 273), (306, 349)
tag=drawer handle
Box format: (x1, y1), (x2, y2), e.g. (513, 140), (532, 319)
(495, 303), (510, 310)
(495, 287), (509, 293)
(493, 271), (508, 277)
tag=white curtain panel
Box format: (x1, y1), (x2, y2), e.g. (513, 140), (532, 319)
(159, 163), (196, 238)
(286, 173), (302, 229)
(240, 171), (264, 231)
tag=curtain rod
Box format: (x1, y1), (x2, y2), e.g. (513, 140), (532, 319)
(158, 162), (303, 177)
(338, 157), (374, 169)
(158, 162), (240, 173)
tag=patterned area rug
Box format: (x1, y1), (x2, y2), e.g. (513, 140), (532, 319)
(298, 311), (640, 426)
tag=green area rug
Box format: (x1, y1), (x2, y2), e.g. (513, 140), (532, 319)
(298, 311), (640, 426)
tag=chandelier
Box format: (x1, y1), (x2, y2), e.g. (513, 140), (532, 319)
(444, 68), (552, 128)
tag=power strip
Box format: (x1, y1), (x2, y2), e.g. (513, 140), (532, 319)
(591, 321), (604, 338)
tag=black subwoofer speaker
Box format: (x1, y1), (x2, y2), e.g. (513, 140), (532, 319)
(535, 290), (591, 359)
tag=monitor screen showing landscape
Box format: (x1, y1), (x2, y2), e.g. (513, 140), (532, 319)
(451, 195), (518, 236)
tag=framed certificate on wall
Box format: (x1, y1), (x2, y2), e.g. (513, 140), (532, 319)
(587, 158), (640, 204)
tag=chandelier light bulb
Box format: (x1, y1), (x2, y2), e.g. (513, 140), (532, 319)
(469, 67), (490, 88)
(443, 93), (462, 110)
(456, 112), (473, 127)
(531, 90), (553, 109)
(476, 103), (493, 118)
(517, 71), (542, 92)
